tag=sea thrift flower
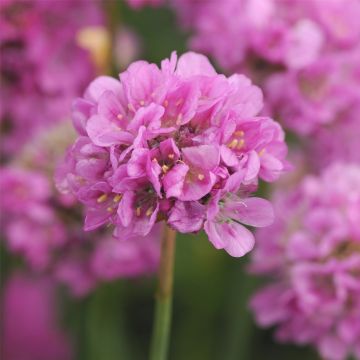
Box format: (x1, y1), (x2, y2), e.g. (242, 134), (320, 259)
(308, 105), (360, 171)
(0, 0), (104, 157)
(1, 273), (72, 360)
(59, 52), (288, 257)
(250, 163), (360, 360)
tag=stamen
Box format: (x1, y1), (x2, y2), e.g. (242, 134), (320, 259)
(168, 153), (175, 160)
(175, 99), (183, 106)
(146, 207), (153, 216)
(234, 130), (244, 137)
(237, 139), (245, 149)
(163, 100), (169, 107)
(198, 174), (205, 180)
(162, 164), (169, 173)
(97, 194), (108, 203)
(128, 103), (135, 112)
(136, 207), (141, 216)
(113, 194), (122, 203)
(117, 113), (123, 120)
(228, 139), (239, 149)
(258, 148), (266, 157)
(107, 207), (113, 212)
(139, 100), (145, 106)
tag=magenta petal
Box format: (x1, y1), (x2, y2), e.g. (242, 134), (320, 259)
(127, 148), (148, 178)
(86, 115), (133, 146)
(220, 145), (239, 167)
(98, 90), (126, 122)
(127, 103), (165, 133)
(163, 163), (189, 198)
(224, 197), (274, 227)
(85, 76), (122, 102)
(146, 156), (162, 196)
(180, 171), (216, 201)
(84, 208), (111, 231)
(176, 52), (217, 77)
(205, 220), (255, 257)
(168, 201), (206, 233)
(182, 145), (220, 170)
(117, 191), (135, 227)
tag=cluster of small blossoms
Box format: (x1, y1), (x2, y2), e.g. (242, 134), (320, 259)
(58, 51), (288, 257)
(170, 0), (360, 138)
(1, 273), (72, 360)
(250, 163), (360, 360)
(0, 0), (103, 157)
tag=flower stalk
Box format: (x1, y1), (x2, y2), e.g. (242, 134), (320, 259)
(150, 225), (176, 360)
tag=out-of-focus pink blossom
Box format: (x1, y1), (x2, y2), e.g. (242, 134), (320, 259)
(58, 51), (288, 257)
(172, 0), (360, 71)
(265, 50), (360, 135)
(250, 163), (360, 360)
(114, 27), (141, 70)
(0, 0), (103, 157)
(1, 273), (72, 360)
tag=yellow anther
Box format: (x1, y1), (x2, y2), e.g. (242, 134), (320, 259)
(139, 100), (145, 106)
(228, 139), (239, 149)
(97, 194), (108, 203)
(162, 164), (169, 173)
(136, 207), (141, 216)
(168, 153), (175, 160)
(258, 148), (266, 157)
(117, 113), (123, 120)
(234, 130), (244, 137)
(198, 174), (205, 180)
(107, 207), (113, 212)
(176, 113), (183, 125)
(146, 207), (153, 217)
(237, 139), (245, 149)
(113, 194), (122, 203)
(163, 100), (169, 107)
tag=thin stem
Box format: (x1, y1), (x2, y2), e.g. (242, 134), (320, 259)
(149, 225), (177, 360)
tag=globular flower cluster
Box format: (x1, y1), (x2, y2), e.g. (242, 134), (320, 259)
(0, 163), (160, 296)
(0, 0), (103, 157)
(59, 52), (288, 257)
(250, 163), (360, 360)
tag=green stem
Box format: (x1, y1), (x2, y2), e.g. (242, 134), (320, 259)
(150, 225), (176, 360)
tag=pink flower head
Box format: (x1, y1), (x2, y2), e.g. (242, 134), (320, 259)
(1, 273), (72, 360)
(58, 52), (288, 257)
(250, 163), (360, 360)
